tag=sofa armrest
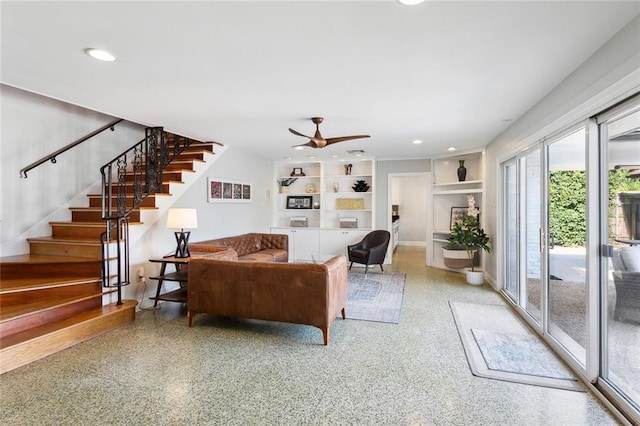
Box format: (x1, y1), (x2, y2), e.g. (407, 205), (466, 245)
(324, 255), (348, 319)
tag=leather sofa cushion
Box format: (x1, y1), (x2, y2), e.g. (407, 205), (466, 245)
(239, 249), (288, 262)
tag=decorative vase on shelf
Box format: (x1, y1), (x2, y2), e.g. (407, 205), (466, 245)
(457, 160), (467, 182)
(305, 183), (317, 193)
(352, 180), (370, 192)
(332, 182), (340, 193)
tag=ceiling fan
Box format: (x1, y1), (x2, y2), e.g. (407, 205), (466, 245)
(289, 117), (370, 149)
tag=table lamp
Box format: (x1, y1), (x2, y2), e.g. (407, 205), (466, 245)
(166, 208), (198, 258)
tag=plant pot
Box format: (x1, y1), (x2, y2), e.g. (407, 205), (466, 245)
(465, 269), (484, 285)
(442, 248), (474, 269)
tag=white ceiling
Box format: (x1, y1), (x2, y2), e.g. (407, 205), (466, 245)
(2, 1), (639, 161)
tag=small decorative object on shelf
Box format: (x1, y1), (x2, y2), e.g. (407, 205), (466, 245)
(313, 201), (320, 209)
(457, 160), (467, 182)
(277, 178), (297, 193)
(332, 182), (340, 193)
(291, 167), (305, 177)
(305, 183), (317, 193)
(352, 180), (370, 192)
(344, 163), (353, 175)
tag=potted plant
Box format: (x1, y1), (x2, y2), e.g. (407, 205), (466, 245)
(277, 178), (297, 193)
(446, 195), (490, 285)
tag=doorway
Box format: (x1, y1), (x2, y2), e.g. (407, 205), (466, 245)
(387, 173), (429, 261)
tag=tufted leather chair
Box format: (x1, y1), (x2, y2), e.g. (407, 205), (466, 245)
(347, 230), (391, 275)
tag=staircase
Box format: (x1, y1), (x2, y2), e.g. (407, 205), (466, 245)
(0, 135), (218, 374)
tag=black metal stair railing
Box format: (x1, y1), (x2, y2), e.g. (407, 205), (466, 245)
(100, 127), (196, 304)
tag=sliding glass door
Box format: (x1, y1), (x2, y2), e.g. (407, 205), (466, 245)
(501, 94), (640, 421)
(546, 128), (587, 366)
(599, 99), (640, 414)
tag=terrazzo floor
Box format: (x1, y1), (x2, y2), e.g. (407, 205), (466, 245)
(0, 246), (621, 425)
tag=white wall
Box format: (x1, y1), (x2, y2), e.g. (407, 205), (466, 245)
(0, 84), (145, 255)
(484, 15), (640, 286)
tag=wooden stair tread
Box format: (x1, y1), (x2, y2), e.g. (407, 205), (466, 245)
(0, 291), (109, 321)
(49, 221), (143, 226)
(0, 254), (101, 264)
(0, 300), (137, 349)
(0, 276), (100, 292)
(49, 221), (105, 227)
(27, 236), (103, 244)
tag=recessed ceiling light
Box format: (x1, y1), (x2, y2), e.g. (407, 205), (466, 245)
(85, 48), (116, 62)
(331, 154), (339, 158)
(412, 139), (422, 144)
(397, 0), (425, 5)
(294, 146), (304, 151)
(284, 156), (292, 160)
(448, 146), (456, 152)
(308, 155), (316, 159)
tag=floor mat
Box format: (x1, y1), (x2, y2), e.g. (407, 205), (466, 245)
(450, 301), (584, 392)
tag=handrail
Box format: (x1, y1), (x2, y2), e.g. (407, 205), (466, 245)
(20, 118), (124, 178)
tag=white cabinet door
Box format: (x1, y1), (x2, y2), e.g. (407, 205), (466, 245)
(292, 229), (320, 261)
(271, 228), (319, 261)
(319, 229), (368, 258)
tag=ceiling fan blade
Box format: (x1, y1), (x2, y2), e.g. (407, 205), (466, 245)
(324, 135), (370, 146)
(291, 141), (318, 148)
(289, 128), (313, 139)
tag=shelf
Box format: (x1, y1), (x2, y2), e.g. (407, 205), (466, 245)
(150, 287), (188, 303)
(331, 209), (372, 212)
(277, 175), (320, 179)
(325, 191), (371, 195)
(433, 179), (482, 187)
(433, 238), (449, 243)
(279, 192), (320, 196)
(433, 188), (483, 195)
(325, 174), (372, 179)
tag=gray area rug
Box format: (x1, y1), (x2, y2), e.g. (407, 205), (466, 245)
(345, 271), (406, 323)
(450, 301), (584, 392)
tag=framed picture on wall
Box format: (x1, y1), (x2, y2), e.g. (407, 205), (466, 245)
(450, 207), (479, 229)
(208, 178), (252, 203)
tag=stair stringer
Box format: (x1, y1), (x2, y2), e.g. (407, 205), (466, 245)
(0, 182), (94, 257)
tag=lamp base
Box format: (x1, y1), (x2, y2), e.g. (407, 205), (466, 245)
(174, 231), (191, 258)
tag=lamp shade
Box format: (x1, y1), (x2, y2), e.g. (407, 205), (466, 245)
(166, 208), (198, 230)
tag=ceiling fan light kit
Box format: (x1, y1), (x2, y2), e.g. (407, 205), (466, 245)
(289, 117), (370, 149)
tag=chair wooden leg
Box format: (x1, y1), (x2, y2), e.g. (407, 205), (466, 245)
(188, 312), (196, 327)
(365, 264), (368, 275)
(380, 264), (384, 273)
(341, 307), (346, 319)
(349, 262), (353, 270)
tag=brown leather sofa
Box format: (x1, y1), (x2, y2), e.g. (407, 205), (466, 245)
(189, 233), (288, 262)
(187, 255), (348, 345)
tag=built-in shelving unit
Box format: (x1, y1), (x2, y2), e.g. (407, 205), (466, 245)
(272, 159), (375, 261)
(427, 151), (484, 270)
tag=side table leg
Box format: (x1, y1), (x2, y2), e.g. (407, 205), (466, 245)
(153, 263), (168, 308)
